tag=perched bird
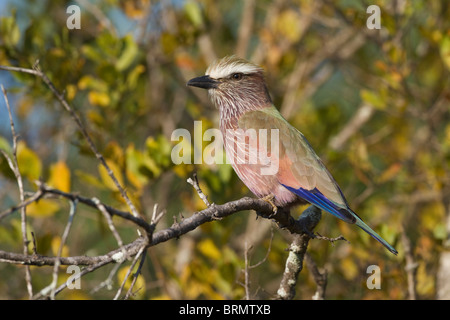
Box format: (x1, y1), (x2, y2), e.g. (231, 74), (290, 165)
(187, 56), (397, 255)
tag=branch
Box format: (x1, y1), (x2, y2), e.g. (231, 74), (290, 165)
(275, 205), (321, 300)
(0, 186), (324, 267)
(187, 172), (211, 207)
(1, 84), (33, 298)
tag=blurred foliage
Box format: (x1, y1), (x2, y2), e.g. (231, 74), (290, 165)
(0, 0), (449, 300)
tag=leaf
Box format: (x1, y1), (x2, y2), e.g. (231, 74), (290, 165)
(66, 84), (77, 101)
(116, 35), (139, 71)
(440, 35), (450, 70)
(360, 89), (386, 109)
(88, 91), (110, 107)
(125, 144), (149, 189)
(27, 199), (60, 218)
(0, 16), (20, 47)
(17, 141), (42, 181)
(184, 1), (203, 28)
(98, 160), (124, 191)
(126, 64), (145, 89)
(77, 75), (108, 92)
(198, 239), (221, 261)
(47, 161), (71, 192)
(0, 136), (12, 156)
(51, 236), (69, 257)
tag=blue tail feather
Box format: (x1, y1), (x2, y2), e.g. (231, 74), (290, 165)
(281, 184), (355, 224)
(282, 184), (398, 255)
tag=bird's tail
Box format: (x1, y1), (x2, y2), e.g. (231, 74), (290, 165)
(353, 212), (398, 255)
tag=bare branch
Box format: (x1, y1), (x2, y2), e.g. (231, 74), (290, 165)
(93, 197), (124, 248)
(187, 173), (212, 207)
(1, 84), (33, 298)
(50, 199), (78, 300)
(275, 205), (321, 300)
(114, 244), (146, 300)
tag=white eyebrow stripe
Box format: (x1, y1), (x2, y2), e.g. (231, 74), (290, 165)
(206, 56), (262, 79)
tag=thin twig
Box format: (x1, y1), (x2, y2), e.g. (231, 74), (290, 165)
(90, 262), (123, 294)
(1, 84), (33, 298)
(50, 199), (78, 300)
(187, 173), (212, 207)
(124, 250), (147, 300)
(313, 232), (348, 245)
(93, 197), (124, 248)
(249, 227), (274, 269)
(113, 244), (146, 300)
(0, 179), (44, 221)
(241, 228), (273, 300)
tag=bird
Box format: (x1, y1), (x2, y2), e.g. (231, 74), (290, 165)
(187, 56), (397, 255)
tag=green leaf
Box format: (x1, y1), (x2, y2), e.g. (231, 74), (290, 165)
(184, 1), (203, 28)
(0, 16), (20, 47)
(440, 35), (450, 70)
(360, 89), (386, 110)
(116, 35), (138, 71)
(0, 136), (12, 156)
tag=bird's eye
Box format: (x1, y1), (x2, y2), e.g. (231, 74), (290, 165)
(231, 73), (243, 80)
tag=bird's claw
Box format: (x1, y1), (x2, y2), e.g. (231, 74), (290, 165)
(261, 194), (278, 215)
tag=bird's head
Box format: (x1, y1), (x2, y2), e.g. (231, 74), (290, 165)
(187, 56), (272, 118)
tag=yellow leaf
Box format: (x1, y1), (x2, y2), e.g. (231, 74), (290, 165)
(66, 84), (77, 101)
(88, 91), (110, 107)
(47, 161), (71, 192)
(198, 239), (221, 261)
(17, 141), (42, 181)
(51, 236), (69, 257)
(27, 199), (60, 218)
(98, 160), (124, 191)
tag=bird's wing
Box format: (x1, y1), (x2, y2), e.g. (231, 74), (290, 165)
(238, 106), (356, 223)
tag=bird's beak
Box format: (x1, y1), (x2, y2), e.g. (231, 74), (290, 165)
(187, 75), (218, 89)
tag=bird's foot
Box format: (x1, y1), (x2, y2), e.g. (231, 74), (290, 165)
(261, 194), (278, 215)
